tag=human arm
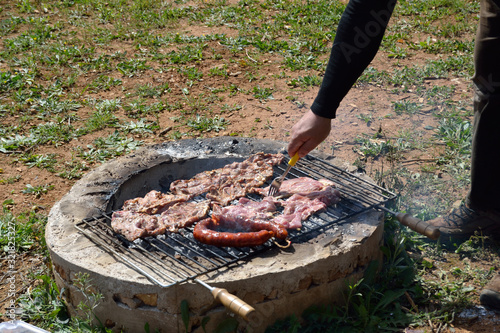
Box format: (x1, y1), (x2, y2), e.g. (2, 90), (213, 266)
(288, 0), (397, 157)
(288, 110), (331, 158)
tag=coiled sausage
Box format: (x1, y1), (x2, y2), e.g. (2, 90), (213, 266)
(193, 216), (288, 247)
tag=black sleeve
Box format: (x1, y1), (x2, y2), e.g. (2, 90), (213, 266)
(310, 0), (397, 119)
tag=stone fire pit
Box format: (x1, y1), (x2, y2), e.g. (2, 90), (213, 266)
(46, 137), (384, 332)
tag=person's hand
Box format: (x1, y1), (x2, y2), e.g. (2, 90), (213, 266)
(287, 109), (331, 158)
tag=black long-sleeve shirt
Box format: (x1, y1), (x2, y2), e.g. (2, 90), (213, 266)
(311, 0), (397, 119)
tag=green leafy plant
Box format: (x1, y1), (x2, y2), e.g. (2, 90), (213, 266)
(117, 59), (150, 77)
(252, 86), (274, 101)
(186, 115), (229, 133)
(17, 274), (70, 329)
(85, 75), (122, 93)
(18, 153), (58, 172)
(0, 208), (47, 253)
(0, 175), (21, 184)
(22, 184), (54, 198)
(119, 119), (155, 135)
(435, 116), (472, 156)
(18, 270), (112, 332)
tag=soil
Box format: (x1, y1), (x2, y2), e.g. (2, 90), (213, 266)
(0, 3), (499, 332)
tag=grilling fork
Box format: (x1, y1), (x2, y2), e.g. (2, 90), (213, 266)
(268, 152), (300, 197)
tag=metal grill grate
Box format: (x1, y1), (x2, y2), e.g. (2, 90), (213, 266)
(75, 154), (395, 288)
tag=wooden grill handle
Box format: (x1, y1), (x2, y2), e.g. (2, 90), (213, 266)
(395, 212), (441, 240)
(211, 287), (255, 320)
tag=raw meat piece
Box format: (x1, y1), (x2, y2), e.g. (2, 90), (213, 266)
(205, 177), (250, 206)
(122, 190), (190, 214)
(159, 200), (210, 232)
(168, 170), (221, 196)
(170, 153), (284, 203)
(236, 197), (277, 213)
(253, 177), (337, 198)
(211, 197), (278, 222)
(296, 186), (342, 206)
(273, 195), (327, 229)
(265, 183), (341, 229)
(111, 210), (165, 241)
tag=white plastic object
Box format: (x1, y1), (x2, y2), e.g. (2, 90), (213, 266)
(0, 320), (50, 333)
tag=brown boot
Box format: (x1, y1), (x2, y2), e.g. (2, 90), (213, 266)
(480, 274), (500, 310)
(426, 202), (500, 243)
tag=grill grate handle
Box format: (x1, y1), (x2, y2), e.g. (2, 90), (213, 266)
(196, 279), (255, 320)
(380, 207), (440, 240)
(394, 212), (440, 240)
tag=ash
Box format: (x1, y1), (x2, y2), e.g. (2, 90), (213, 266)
(458, 305), (500, 325)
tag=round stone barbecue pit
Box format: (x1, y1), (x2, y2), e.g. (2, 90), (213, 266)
(46, 137), (384, 332)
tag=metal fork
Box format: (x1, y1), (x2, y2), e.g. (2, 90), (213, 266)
(267, 153), (300, 196)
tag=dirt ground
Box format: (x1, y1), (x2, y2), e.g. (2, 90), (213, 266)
(1, 12), (499, 332)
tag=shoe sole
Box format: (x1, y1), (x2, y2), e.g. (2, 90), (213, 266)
(437, 224), (500, 245)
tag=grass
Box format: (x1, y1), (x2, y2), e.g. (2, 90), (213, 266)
(0, 0), (498, 331)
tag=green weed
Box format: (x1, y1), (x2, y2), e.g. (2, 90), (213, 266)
(18, 153), (58, 172)
(252, 86), (274, 101)
(116, 59), (150, 77)
(119, 119), (155, 135)
(77, 132), (143, 164)
(287, 75), (322, 88)
(18, 270), (112, 332)
(435, 116), (472, 158)
(186, 115), (229, 133)
(22, 184), (55, 198)
(0, 208), (47, 253)
(0, 175), (21, 185)
(85, 75), (122, 93)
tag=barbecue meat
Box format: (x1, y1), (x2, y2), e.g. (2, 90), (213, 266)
(111, 200), (210, 240)
(271, 185), (341, 229)
(257, 181), (341, 229)
(273, 195), (328, 229)
(296, 186), (341, 206)
(122, 190), (191, 214)
(253, 177), (338, 198)
(193, 198), (287, 247)
(236, 197), (278, 213)
(211, 196), (278, 223)
(159, 200), (210, 232)
(170, 152), (284, 204)
(167, 170), (220, 196)
(111, 211), (165, 241)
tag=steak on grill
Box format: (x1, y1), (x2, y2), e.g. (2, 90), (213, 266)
(122, 190), (191, 214)
(252, 177), (338, 198)
(270, 182), (341, 229)
(112, 154), (342, 244)
(273, 195), (328, 229)
(111, 211), (165, 241)
(159, 200), (210, 233)
(170, 152), (284, 204)
(211, 197), (277, 222)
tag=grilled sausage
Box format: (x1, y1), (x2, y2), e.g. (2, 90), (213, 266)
(193, 217), (288, 247)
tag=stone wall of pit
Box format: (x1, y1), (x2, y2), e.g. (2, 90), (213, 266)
(46, 137), (384, 332)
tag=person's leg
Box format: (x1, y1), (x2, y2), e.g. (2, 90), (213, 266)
(427, 0), (500, 241)
(468, 0), (500, 212)
(430, 0), (500, 311)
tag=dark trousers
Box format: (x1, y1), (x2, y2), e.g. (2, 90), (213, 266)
(468, 0), (500, 211)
